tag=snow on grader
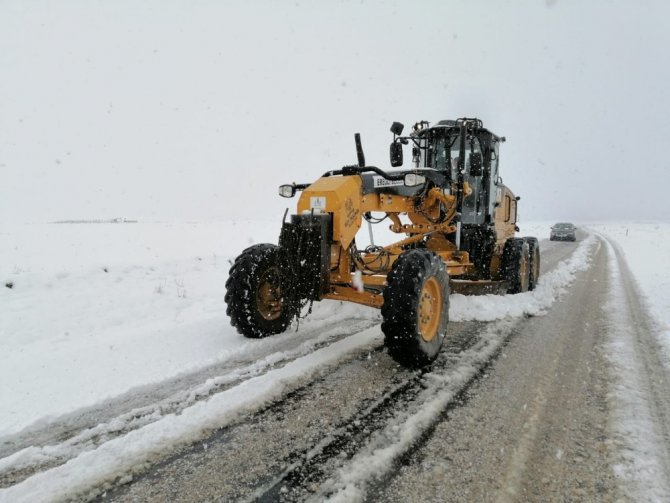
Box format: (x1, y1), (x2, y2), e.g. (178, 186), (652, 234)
(225, 118), (540, 367)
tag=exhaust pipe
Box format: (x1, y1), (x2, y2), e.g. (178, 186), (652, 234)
(355, 133), (366, 167)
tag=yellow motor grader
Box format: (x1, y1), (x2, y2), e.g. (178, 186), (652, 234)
(225, 118), (539, 367)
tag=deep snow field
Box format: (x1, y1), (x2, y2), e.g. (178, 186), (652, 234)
(1, 220), (668, 441)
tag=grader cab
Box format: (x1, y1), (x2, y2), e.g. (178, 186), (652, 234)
(225, 118), (540, 367)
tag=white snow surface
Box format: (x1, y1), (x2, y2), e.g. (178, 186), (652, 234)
(0, 220), (301, 437)
(2, 220), (669, 501)
(601, 238), (670, 501)
(589, 222), (670, 364)
(588, 223), (670, 501)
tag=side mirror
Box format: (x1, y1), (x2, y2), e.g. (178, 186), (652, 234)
(390, 142), (403, 167)
(390, 122), (404, 136)
(470, 152), (483, 176)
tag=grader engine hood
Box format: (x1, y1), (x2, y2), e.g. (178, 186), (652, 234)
(296, 175), (362, 249)
(294, 168), (447, 249)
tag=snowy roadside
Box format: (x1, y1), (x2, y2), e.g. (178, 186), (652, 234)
(584, 224), (670, 501)
(600, 235), (670, 501)
(589, 223), (670, 367)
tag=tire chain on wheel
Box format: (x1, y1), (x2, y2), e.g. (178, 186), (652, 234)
(526, 237), (540, 291)
(225, 243), (296, 338)
(381, 249), (450, 367)
(502, 237), (530, 294)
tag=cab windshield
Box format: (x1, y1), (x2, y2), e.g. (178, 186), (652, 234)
(427, 131), (460, 178)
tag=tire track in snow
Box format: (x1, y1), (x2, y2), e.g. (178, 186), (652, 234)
(247, 321), (510, 503)
(0, 316), (379, 488)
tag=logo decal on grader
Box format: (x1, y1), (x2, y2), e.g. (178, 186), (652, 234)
(373, 176), (404, 188)
(225, 119), (540, 368)
(310, 196), (326, 211)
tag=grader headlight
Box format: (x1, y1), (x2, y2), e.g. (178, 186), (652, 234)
(404, 173), (426, 187)
(278, 184), (296, 198)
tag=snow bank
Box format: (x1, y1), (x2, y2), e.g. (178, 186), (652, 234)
(450, 234), (597, 321)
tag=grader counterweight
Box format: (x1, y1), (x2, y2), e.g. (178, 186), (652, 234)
(225, 118), (539, 367)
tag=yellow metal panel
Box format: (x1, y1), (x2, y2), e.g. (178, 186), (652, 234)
(323, 286), (384, 309)
(494, 185), (517, 245)
(360, 193), (414, 213)
(297, 176), (362, 249)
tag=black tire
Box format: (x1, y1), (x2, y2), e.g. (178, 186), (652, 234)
(225, 244), (296, 338)
(381, 249), (450, 368)
(525, 237), (540, 291)
(502, 238), (530, 294)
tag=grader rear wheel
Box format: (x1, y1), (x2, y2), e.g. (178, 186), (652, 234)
(526, 237), (541, 291)
(502, 238), (531, 294)
(381, 249), (450, 367)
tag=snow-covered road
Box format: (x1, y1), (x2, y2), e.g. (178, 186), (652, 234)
(2, 222), (670, 501)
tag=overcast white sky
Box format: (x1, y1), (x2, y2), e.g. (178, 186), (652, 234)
(1, 0), (669, 224)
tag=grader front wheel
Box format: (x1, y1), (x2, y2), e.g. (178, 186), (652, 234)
(381, 249), (450, 367)
(225, 244), (296, 338)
